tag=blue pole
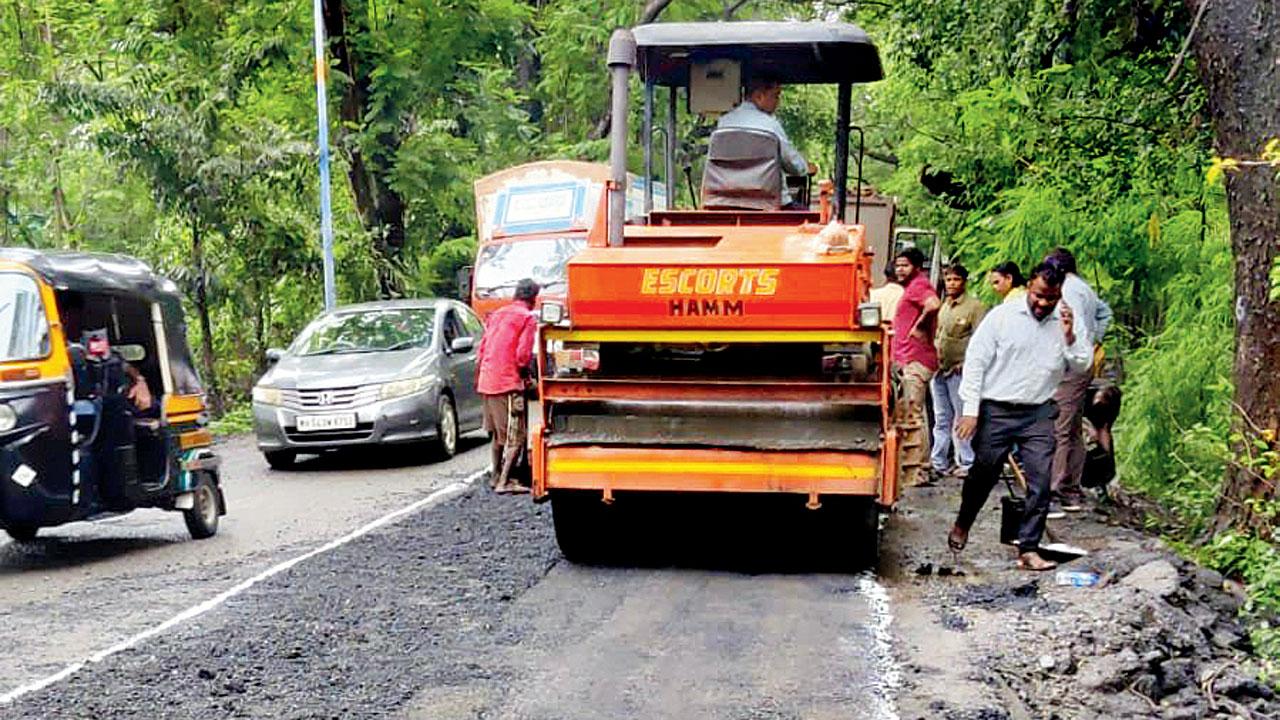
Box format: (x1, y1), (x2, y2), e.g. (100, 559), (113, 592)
(313, 0), (337, 311)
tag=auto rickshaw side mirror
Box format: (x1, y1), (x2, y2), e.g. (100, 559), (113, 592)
(117, 344), (147, 363)
(265, 348), (284, 365)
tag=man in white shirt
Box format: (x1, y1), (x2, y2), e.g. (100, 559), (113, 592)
(868, 267), (903, 321)
(716, 78), (817, 209)
(1045, 247), (1112, 512)
(948, 262), (1093, 571)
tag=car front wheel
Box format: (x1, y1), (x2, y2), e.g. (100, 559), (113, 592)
(432, 394), (458, 459)
(263, 450), (296, 470)
(5, 524), (38, 542)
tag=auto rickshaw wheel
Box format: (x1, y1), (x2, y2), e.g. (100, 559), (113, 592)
(4, 524), (38, 542)
(184, 473), (220, 540)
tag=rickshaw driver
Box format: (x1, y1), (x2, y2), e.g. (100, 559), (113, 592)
(59, 292), (156, 417)
(716, 77), (818, 209)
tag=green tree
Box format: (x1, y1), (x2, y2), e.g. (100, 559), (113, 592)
(44, 0), (313, 411)
(321, 0), (532, 296)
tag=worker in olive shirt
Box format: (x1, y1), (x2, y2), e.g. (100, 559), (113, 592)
(930, 263), (985, 479)
(948, 262), (1092, 571)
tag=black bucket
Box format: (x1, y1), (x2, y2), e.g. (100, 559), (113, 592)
(999, 495), (1025, 546)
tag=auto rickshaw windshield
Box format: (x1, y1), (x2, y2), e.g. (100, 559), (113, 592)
(0, 271), (50, 362)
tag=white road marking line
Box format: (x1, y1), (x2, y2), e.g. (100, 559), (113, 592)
(0, 468), (488, 705)
(858, 573), (902, 720)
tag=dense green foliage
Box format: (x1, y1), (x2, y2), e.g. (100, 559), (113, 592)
(0, 0), (1273, 657)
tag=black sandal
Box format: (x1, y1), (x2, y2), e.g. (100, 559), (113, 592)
(947, 526), (968, 552)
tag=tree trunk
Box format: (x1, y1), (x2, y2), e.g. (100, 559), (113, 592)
(515, 38), (543, 125)
(253, 276), (268, 374)
(1187, 0), (1280, 530)
(0, 125), (9, 246)
(191, 220), (222, 415)
(50, 157), (73, 244)
(322, 0), (406, 298)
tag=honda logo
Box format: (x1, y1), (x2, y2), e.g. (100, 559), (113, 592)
(319, 391), (335, 406)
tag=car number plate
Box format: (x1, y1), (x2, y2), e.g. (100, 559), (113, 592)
(295, 413), (357, 432)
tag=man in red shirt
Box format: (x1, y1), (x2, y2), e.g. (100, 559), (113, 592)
(892, 248), (941, 486)
(476, 278), (540, 494)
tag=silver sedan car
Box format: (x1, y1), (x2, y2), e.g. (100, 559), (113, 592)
(252, 299), (486, 469)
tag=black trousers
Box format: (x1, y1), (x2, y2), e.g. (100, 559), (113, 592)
(955, 400), (1058, 552)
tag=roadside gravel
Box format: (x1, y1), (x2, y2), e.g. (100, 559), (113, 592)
(887, 475), (1277, 720)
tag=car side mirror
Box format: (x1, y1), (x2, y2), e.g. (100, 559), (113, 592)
(117, 344), (147, 363)
(265, 348), (284, 365)
(456, 266), (474, 300)
(450, 336), (475, 354)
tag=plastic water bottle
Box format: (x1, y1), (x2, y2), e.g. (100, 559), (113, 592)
(1055, 570), (1100, 587)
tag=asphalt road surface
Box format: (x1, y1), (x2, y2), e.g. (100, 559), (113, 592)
(0, 434), (902, 720)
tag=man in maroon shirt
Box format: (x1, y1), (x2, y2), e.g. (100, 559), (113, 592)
(476, 278), (540, 494)
(892, 248), (941, 486)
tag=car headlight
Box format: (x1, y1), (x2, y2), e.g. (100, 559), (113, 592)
(540, 302), (565, 324)
(380, 376), (433, 401)
(858, 302), (882, 328)
(0, 404), (16, 432)
(252, 386), (282, 405)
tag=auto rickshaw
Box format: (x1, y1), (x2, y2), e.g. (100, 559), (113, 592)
(0, 248), (225, 542)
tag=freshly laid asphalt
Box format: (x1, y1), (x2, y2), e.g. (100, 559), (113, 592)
(0, 437), (898, 720)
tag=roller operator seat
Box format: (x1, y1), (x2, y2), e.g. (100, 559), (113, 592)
(700, 128), (784, 211)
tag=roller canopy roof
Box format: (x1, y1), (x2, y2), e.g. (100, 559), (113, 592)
(0, 248), (183, 304)
(632, 21), (883, 86)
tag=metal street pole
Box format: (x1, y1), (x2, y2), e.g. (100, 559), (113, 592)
(312, 0), (337, 311)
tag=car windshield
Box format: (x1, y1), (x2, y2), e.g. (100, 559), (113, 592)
(0, 272), (50, 363)
(292, 308), (436, 356)
(473, 237), (586, 298)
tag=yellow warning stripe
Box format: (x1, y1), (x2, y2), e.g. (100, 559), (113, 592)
(543, 329), (880, 343)
(548, 459), (876, 479)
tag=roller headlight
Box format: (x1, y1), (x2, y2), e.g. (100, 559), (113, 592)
(858, 302), (882, 328)
(252, 386), (282, 405)
(380, 376), (433, 400)
(0, 404), (16, 432)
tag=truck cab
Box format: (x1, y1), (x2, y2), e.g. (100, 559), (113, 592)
(469, 161), (665, 320)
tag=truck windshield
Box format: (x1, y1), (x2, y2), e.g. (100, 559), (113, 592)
(292, 308), (436, 356)
(0, 272), (50, 363)
(473, 237), (586, 298)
